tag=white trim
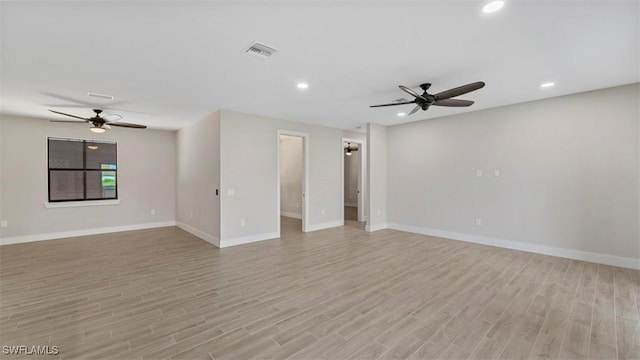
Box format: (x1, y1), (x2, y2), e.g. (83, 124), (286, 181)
(280, 211), (302, 219)
(387, 223), (640, 270)
(0, 221), (176, 246)
(344, 203), (357, 208)
(306, 220), (344, 232)
(45, 199), (120, 208)
(365, 223), (388, 232)
(220, 232), (278, 248)
(176, 222), (220, 247)
(277, 130), (310, 236)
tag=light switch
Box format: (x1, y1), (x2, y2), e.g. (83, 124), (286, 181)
(227, 189), (235, 196)
(494, 170), (500, 177)
(476, 170), (482, 177)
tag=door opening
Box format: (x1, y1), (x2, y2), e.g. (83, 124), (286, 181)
(342, 138), (366, 228)
(277, 131), (309, 237)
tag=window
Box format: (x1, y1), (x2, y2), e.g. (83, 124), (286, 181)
(48, 137), (117, 202)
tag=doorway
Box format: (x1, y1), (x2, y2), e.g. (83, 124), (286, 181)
(342, 138), (365, 227)
(277, 130), (309, 237)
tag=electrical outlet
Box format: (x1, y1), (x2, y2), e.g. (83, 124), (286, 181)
(0, 220), (7, 228)
(240, 218), (246, 226)
(227, 189), (235, 196)
(296, 203), (300, 208)
(150, 209), (156, 215)
(321, 209), (325, 215)
(190, 212), (193, 219)
(475, 218), (482, 226)
(494, 170), (500, 177)
(476, 170), (482, 177)
(377, 210), (381, 216)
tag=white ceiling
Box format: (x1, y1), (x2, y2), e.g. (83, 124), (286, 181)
(1, 1), (638, 131)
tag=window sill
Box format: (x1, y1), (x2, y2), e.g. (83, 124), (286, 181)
(44, 199), (120, 208)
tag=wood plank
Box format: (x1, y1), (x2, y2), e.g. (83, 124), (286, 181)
(0, 224), (637, 360)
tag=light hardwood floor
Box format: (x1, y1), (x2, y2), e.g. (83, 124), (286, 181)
(344, 207), (358, 222)
(1, 220), (638, 360)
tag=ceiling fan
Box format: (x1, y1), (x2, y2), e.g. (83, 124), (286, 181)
(370, 81), (486, 116)
(49, 109), (147, 133)
(344, 142), (358, 156)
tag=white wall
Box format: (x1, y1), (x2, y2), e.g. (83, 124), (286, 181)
(387, 84), (640, 268)
(176, 111), (220, 245)
(280, 135), (303, 219)
(344, 143), (359, 207)
(367, 123), (387, 231)
(219, 110), (346, 244)
(0, 115), (176, 244)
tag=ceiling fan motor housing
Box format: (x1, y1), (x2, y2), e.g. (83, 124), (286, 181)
(419, 94), (436, 110)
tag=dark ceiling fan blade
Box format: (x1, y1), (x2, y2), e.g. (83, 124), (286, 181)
(433, 99), (474, 107)
(369, 100), (416, 108)
(434, 81), (485, 100)
(49, 109), (90, 121)
(399, 85), (427, 101)
(408, 105), (421, 116)
(106, 121), (147, 129)
(50, 119), (90, 124)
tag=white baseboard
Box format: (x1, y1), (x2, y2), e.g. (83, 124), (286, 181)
(344, 203), (357, 208)
(387, 223), (640, 270)
(175, 222), (220, 247)
(0, 221), (176, 246)
(221, 232), (278, 248)
(365, 223), (388, 232)
(280, 211), (302, 219)
(306, 220), (343, 232)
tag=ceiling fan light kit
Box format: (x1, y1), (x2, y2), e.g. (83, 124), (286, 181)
(90, 126), (106, 133)
(49, 108), (147, 132)
(344, 142), (358, 156)
(370, 81), (486, 116)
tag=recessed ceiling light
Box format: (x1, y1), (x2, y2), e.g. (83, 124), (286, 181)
(483, 1), (504, 13)
(297, 83), (309, 90)
(540, 82), (555, 88)
(397, 112), (406, 117)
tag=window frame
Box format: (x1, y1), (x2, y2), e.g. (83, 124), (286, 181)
(47, 137), (118, 203)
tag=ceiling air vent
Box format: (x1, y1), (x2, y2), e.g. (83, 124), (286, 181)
(245, 42), (278, 59)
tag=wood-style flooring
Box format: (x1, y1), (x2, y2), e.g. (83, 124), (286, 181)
(0, 219), (639, 359)
(344, 206), (358, 222)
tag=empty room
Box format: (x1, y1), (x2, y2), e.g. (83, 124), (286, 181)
(0, 1), (639, 360)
